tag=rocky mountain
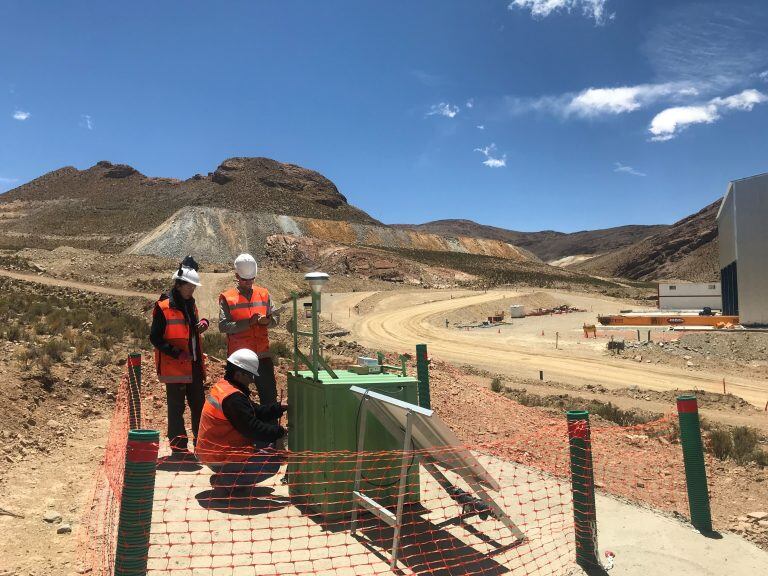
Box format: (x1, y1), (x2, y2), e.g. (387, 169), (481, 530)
(0, 158), (379, 241)
(127, 206), (535, 264)
(571, 200), (720, 282)
(393, 220), (668, 262)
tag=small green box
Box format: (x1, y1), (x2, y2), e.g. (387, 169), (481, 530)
(287, 370), (421, 520)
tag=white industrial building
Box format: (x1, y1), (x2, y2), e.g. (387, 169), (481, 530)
(717, 173), (768, 326)
(658, 283), (721, 311)
(508, 305), (525, 318)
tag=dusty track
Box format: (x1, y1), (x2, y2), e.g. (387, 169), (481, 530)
(0, 269), (155, 299)
(328, 290), (768, 409)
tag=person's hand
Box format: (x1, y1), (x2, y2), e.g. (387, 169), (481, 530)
(273, 425), (287, 439)
(256, 314), (272, 326)
(197, 319), (209, 334)
(248, 313), (262, 326)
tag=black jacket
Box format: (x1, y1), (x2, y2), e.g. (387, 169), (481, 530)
(149, 289), (203, 361)
(221, 378), (285, 442)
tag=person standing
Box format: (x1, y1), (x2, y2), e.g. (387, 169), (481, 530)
(218, 253), (279, 414)
(150, 256), (209, 454)
(196, 349), (286, 494)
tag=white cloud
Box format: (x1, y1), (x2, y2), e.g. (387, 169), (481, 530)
(649, 105), (718, 141)
(508, 0), (613, 24)
(466, 99), (474, 109)
(506, 82), (698, 118)
(566, 83), (696, 117)
(476, 124), (485, 130)
(81, 114), (94, 130)
(643, 5), (768, 92)
(613, 162), (646, 177)
(649, 89), (766, 141)
(12, 110), (30, 121)
(758, 71), (768, 82)
(482, 157), (507, 168)
(711, 88), (766, 111)
(474, 143), (507, 168)
(426, 102), (459, 118)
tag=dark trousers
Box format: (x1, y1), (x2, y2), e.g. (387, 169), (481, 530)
(208, 446), (283, 489)
(255, 357), (278, 424)
(166, 363), (204, 451)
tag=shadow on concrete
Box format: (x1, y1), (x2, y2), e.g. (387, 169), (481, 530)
(157, 452), (203, 472)
(194, 487), (290, 516)
(354, 512), (516, 576)
(299, 506), (518, 576)
(581, 563), (610, 576)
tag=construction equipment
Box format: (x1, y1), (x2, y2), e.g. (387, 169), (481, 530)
(598, 313), (739, 327)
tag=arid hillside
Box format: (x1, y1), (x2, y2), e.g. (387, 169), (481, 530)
(572, 200), (720, 281)
(0, 157), (378, 245)
(394, 220), (669, 262)
(127, 206), (535, 265)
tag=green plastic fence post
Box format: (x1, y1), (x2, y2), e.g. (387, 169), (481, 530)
(567, 411), (599, 569)
(292, 292), (299, 375)
(676, 395), (713, 533)
(416, 344), (431, 409)
(114, 429), (159, 576)
(377, 351), (385, 366)
(127, 353), (142, 430)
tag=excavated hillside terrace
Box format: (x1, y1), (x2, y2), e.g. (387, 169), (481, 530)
(127, 206), (534, 264)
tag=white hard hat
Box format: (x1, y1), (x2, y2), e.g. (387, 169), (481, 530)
(227, 348), (259, 376)
(234, 253), (258, 279)
(172, 266), (202, 286)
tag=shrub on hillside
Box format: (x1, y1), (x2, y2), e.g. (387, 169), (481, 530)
(43, 338), (68, 362)
(708, 429), (733, 460)
(270, 339), (292, 359)
(203, 331), (228, 360)
(732, 426), (759, 464)
(4, 322), (22, 341)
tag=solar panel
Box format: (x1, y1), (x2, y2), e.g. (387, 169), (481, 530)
(349, 386), (499, 490)
(348, 385), (524, 566)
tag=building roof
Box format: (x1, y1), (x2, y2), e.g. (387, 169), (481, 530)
(717, 171), (768, 221)
(716, 182), (733, 222)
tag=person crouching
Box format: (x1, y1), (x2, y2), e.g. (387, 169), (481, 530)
(196, 349), (287, 495)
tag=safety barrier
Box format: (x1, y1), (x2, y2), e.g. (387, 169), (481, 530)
(80, 354), (711, 575)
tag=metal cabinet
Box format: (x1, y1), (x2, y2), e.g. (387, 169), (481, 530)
(287, 370), (421, 519)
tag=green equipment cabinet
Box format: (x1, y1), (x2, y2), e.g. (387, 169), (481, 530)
(287, 369), (421, 520)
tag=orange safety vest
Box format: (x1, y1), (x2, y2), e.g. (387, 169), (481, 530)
(153, 298), (206, 384)
(220, 286), (271, 355)
(196, 378), (253, 464)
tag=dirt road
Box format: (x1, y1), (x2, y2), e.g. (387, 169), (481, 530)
(0, 269), (155, 300)
(0, 269), (227, 320)
(326, 289), (768, 409)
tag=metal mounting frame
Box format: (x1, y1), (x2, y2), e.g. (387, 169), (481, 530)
(349, 391), (525, 570)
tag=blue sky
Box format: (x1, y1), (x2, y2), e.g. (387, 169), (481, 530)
(2, 0), (768, 232)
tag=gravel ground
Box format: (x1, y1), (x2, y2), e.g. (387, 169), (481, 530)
(615, 331), (768, 379)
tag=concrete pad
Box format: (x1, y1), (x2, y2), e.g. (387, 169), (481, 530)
(145, 448), (768, 575)
(596, 494), (768, 575)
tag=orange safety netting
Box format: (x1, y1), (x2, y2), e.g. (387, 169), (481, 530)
(80, 357), (701, 576)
